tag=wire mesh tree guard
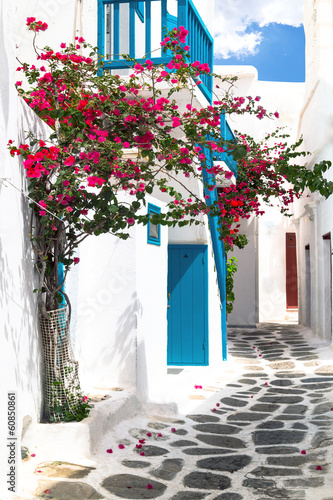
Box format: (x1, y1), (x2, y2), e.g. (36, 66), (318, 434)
(40, 307), (83, 422)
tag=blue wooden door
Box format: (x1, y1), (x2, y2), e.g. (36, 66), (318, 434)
(167, 245), (208, 365)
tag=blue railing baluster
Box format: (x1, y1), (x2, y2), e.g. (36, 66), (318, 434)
(114, 2), (120, 59)
(129, 1), (136, 57)
(145, 0), (151, 54)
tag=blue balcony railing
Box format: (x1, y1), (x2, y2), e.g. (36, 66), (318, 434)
(97, 0), (214, 102)
(213, 113), (238, 176)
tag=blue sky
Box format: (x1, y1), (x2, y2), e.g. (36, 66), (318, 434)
(213, 0), (305, 82)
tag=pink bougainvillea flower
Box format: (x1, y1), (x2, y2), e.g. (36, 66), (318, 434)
(73, 257), (80, 264)
(31, 454), (36, 457)
(66, 206), (73, 213)
(106, 449), (113, 454)
(147, 484), (153, 489)
(301, 450), (306, 455)
(127, 218), (135, 225)
(118, 444), (125, 449)
(36, 470), (42, 473)
(140, 452), (145, 456)
(39, 210), (46, 217)
(64, 156), (75, 166)
(136, 444), (142, 449)
(16, 81), (22, 86)
(194, 385), (202, 389)
(146, 432), (152, 437)
(253, 346), (255, 349)
(316, 465), (322, 470)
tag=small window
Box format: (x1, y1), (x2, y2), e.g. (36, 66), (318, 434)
(135, 2), (144, 22)
(147, 203), (161, 246)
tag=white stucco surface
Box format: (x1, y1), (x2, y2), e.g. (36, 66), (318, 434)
(0, 3), (55, 498)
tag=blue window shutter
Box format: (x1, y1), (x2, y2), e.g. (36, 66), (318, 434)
(135, 1), (144, 22)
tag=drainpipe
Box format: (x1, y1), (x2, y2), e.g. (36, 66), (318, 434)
(308, 202), (319, 335)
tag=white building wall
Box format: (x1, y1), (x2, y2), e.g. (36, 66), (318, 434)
(295, 0), (333, 342)
(0, 3), (53, 498)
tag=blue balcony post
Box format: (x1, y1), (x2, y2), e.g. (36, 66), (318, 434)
(129, 1), (136, 57)
(145, 0), (151, 55)
(97, 0), (105, 75)
(202, 157), (228, 361)
(114, 2), (120, 60)
(177, 0), (188, 28)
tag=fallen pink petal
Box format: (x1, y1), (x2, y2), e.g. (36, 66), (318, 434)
(211, 408), (216, 412)
(147, 484), (153, 489)
(136, 444), (142, 449)
(44, 490), (51, 494)
(146, 432), (152, 437)
(140, 452), (145, 456)
(171, 428), (176, 432)
(316, 466), (322, 470)
(264, 382), (268, 385)
(157, 433), (162, 437)
(139, 439), (145, 444)
(216, 403), (220, 407)
(106, 449), (113, 454)
(118, 444), (125, 449)
(301, 450), (306, 455)
(31, 454), (36, 457)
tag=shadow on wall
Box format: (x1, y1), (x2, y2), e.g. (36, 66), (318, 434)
(0, 173), (43, 428)
(78, 290), (144, 392)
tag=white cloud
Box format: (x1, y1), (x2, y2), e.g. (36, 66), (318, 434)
(214, 0), (305, 59)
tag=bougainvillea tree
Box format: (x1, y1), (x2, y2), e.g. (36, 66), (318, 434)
(9, 18), (333, 420)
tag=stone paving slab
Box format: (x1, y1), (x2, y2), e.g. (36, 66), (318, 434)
(30, 324), (333, 500)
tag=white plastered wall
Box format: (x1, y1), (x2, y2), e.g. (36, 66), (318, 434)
(294, 0), (333, 342)
(73, 195), (169, 403)
(0, 3), (53, 498)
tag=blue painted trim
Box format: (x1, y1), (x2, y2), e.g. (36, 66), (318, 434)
(167, 244), (209, 366)
(202, 162), (228, 361)
(97, 0), (105, 74)
(114, 2), (120, 59)
(147, 203), (161, 245)
(145, 0), (151, 54)
(129, 2), (136, 57)
(58, 262), (66, 308)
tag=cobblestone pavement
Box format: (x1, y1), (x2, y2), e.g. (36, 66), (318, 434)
(32, 324), (333, 499)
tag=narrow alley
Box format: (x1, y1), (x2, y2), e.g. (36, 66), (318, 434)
(27, 324), (333, 500)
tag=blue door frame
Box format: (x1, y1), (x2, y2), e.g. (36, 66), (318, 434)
(167, 244), (208, 366)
